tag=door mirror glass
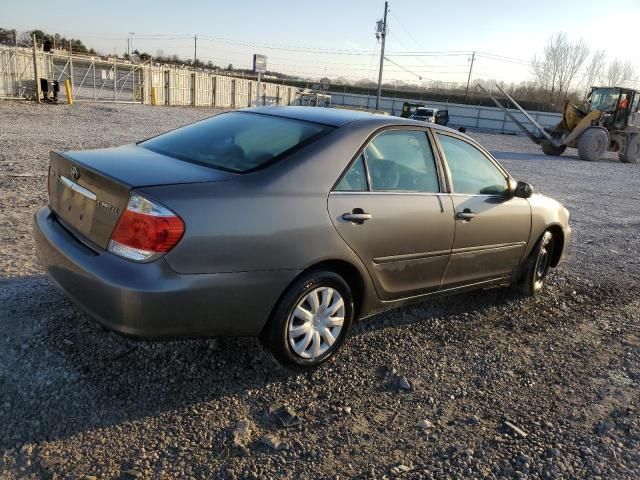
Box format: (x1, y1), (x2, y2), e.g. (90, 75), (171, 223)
(514, 181), (533, 198)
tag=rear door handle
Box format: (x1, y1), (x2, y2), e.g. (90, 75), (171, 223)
(455, 210), (476, 220)
(342, 212), (372, 223)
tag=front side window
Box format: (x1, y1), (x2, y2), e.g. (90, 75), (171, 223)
(363, 130), (439, 192)
(436, 133), (508, 195)
(140, 112), (331, 173)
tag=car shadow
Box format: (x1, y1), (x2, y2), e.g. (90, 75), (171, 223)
(351, 282), (522, 339)
(0, 273), (525, 449)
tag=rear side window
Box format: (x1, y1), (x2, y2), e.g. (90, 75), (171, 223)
(140, 112), (331, 173)
(335, 155), (368, 191)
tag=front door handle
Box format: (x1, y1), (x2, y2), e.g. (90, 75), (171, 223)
(342, 211), (372, 223)
(455, 209), (476, 221)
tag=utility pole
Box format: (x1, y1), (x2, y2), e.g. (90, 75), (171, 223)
(128, 32), (135, 57)
(375, 1), (389, 111)
(194, 34), (197, 66)
(464, 51), (475, 103)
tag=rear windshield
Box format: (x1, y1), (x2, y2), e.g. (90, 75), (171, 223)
(140, 112), (331, 173)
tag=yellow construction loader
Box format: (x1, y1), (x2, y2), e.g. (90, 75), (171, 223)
(479, 85), (640, 163)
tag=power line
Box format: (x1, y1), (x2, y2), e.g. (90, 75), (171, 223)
(383, 56), (425, 80)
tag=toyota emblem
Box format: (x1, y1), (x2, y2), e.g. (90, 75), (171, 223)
(70, 166), (80, 181)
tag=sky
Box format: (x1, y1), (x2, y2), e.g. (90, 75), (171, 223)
(2, 0), (639, 85)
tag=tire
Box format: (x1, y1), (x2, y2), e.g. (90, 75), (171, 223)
(541, 140), (566, 156)
(577, 128), (608, 162)
(260, 271), (354, 370)
(619, 134), (640, 164)
(511, 230), (555, 297)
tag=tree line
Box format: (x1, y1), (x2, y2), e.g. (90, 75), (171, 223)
(1, 28), (637, 112)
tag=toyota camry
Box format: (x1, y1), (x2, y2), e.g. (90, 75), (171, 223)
(34, 107), (570, 369)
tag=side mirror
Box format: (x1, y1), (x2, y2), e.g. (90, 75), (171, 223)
(514, 180), (533, 198)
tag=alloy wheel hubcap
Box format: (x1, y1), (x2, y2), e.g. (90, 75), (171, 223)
(288, 287), (345, 360)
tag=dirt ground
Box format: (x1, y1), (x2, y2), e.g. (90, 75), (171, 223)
(0, 102), (638, 479)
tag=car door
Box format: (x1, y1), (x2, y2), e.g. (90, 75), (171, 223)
(328, 128), (455, 300)
(434, 131), (531, 287)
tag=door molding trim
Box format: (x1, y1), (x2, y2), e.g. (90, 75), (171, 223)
(373, 249), (450, 264)
(450, 241), (526, 256)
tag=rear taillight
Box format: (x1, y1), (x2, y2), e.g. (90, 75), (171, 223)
(108, 194), (184, 262)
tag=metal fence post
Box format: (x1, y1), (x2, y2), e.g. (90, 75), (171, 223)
(231, 79), (236, 108)
(212, 75), (216, 107)
(192, 72), (197, 106)
(166, 69), (172, 106)
(32, 34), (41, 103)
(69, 47), (74, 100)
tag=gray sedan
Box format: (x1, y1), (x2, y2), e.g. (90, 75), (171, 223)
(34, 107), (570, 369)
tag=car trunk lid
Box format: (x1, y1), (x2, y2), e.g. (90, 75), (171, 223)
(48, 144), (234, 249)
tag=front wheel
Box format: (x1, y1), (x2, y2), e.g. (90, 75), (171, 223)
(578, 128), (608, 161)
(260, 271), (354, 370)
(511, 231), (555, 296)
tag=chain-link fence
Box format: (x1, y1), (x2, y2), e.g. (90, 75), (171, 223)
(0, 45), (298, 107)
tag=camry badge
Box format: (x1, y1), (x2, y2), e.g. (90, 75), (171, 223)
(70, 166), (80, 181)
(98, 200), (120, 214)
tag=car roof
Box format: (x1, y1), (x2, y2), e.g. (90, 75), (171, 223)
(240, 106), (461, 134)
(242, 106), (410, 127)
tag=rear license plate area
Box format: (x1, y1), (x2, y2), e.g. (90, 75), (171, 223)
(57, 176), (96, 235)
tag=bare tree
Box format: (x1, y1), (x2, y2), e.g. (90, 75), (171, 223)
(606, 59), (637, 87)
(581, 49), (607, 92)
(532, 32), (589, 106)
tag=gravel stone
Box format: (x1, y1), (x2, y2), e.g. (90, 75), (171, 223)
(261, 434), (288, 451)
(416, 420), (434, 430)
(398, 375), (411, 390)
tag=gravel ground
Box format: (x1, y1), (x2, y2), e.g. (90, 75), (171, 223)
(1, 102), (638, 479)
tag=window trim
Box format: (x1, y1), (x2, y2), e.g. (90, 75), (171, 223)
(331, 125), (447, 194)
(432, 130), (513, 197)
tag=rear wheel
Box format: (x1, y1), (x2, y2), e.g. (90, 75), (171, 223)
(260, 271), (354, 370)
(619, 134), (640, 164)
(511, 230), (555, 296)
(541, 140), (566, 156)
(577, 128), (608, 161)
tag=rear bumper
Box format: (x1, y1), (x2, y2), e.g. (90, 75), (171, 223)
(34, 207), (300, 338)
